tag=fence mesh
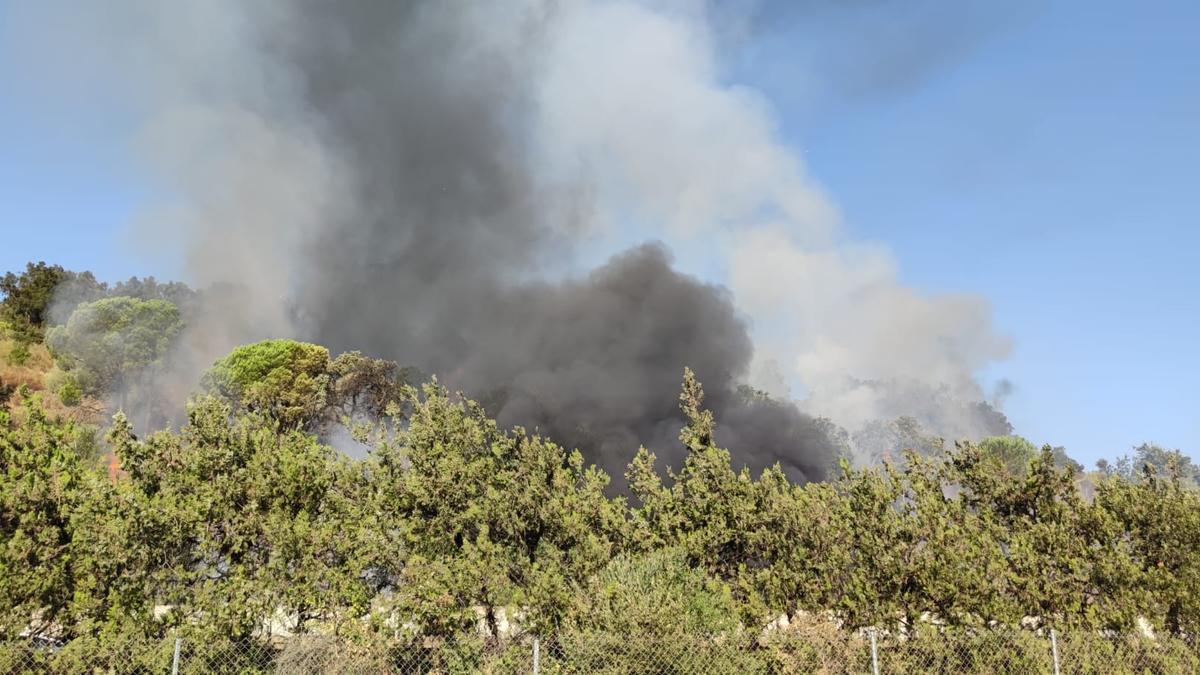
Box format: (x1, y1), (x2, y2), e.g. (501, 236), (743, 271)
(1, 629), (1197, 673)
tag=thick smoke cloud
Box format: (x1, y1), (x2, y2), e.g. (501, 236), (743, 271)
(27, 0), (836, 480)
(527, 1), (1014, 447)
(233, 2), (838, 480)
(6, 0), (1015, 474)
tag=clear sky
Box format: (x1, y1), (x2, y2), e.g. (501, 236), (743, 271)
(1, 1), (1196, 466)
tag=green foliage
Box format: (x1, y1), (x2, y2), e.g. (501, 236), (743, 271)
(372, 381), (624, 636)
(878, 627), (1050, 674)
(204, 339), (332, 430)
(7, 342), (30, 366)
(204, 340), (408, 432)
(107, 276), (198, 310)
(56, 378), (82, 407)
(1, 359), (1199, 658)
(977, 435), (1039, 476)
(105, 396), (375, 639)
(45, 296), (183, 400)
(0, 262), (204, 344)
(575, 549), (740, 636)
(0, 262), (100, 341)
(1097, 466), (1200, 634)
(0, 396), (90, 638)
(629, 371), (1199, 636)
(1113, 443), (1200, 486)
(554, 549), (763, 673)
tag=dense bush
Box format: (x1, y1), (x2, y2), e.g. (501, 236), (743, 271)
(2, 364), (1199, 663)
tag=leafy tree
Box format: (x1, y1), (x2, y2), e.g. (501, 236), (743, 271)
(630, 369), (849, 625)
(329, 350), (412, 420)
(896, 451), (1017, 627)
(556, 549), (764, 673)
(204, 340), (410, 432)
(977, 435), (1039, 476)
(368, 381), (624, 636)
(0, 394), (94, 638)
(628, 370), (761, 589)
(203, 339), (332, 431)
(0, 262), (103, 341)
(951, 443), (1146, 630)
(45, 297), (183, 410)
(974, 435), (1085, 477)
(108, 276), (198, 310)
(1098, 465), (1200, 633)
(104, 397), (374, 638)
(5, 344), (1200, 651)
(56, 379), (83, 407)
(575, 549), (740, 636)
(6, 342), (30, 367)
(1126, 443), (1199, 486)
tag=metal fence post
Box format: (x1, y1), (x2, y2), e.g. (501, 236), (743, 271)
(869, 629), (880, 675)
(532, 635), (541, 675)
(1050, 628), (1061, 675)
(171, 636), (182, 675)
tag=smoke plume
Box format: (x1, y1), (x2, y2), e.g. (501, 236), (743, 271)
(7, 0), (1015, 476)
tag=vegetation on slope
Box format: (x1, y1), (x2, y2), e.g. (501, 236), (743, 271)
(2, 260), (1198, 660)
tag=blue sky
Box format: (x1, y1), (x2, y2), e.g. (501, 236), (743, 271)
(732, 0), (1199, 464)
(1, 1), (1197, 466)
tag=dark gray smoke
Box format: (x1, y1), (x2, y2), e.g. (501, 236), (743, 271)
(165, 1), (836, 481)
(455, 244), (837, 482)
(5, 0), (1018, 477)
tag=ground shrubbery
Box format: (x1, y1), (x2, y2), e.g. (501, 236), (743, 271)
(3, 263), (1200, 670)
(2, 368), (1199, 655)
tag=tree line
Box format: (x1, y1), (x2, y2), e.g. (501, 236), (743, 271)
(2, 260), (1199, 653)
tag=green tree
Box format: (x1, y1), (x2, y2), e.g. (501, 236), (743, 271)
(45, 297), (183, 408)
(1098, 464), (1200, 633)
(976, 435), (1039, 476)
(367, 381), (624, 636)
(0, 262), (103, 341)
(329, 350), (411, 420)
(950, 442), (1144, 630)
(5, 345), (1200, 652)
(204, 340), (410, 432)
(203, 339), (332, 431)
(104, 396), (374, 638)
(628, 370), (757, 582)
(897, 451), (1017, 627)
(0, 395), (95, 638)
(108, 276), (197, 310)
(981, 438), (1084, 476)
(1119, 443), (1200, 486)
(629, 369), (828, 625)
(575, 549), (740, 635)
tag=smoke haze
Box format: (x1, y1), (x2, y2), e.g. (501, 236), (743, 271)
(6, 0), (1014, 476)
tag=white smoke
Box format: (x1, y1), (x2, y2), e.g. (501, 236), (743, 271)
(529, 1), (1011, 441)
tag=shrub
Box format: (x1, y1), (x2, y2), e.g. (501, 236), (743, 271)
(57, 378), (82, 407)
(7, 342), (30, 366)
(878, 628), (1050, 674)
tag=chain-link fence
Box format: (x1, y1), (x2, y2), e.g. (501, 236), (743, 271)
(2, 628), (1197, 673)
